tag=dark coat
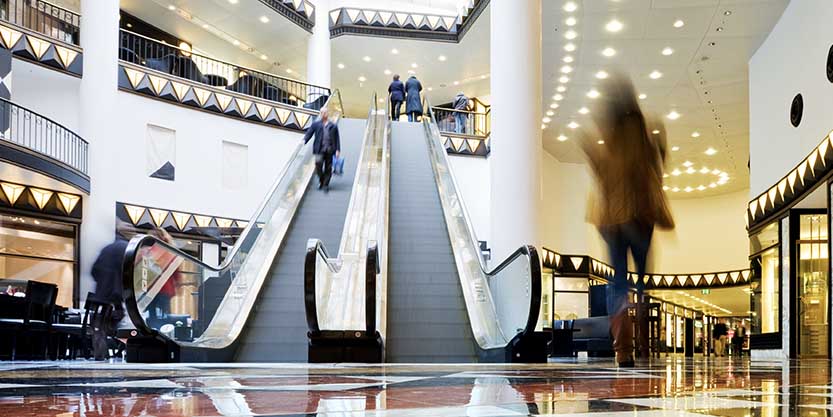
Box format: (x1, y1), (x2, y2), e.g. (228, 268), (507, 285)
(388, 80), (405, 102)
(92, 237), (128, 307)
(405, 76), (423, 115)
(303, 119), (340, 155)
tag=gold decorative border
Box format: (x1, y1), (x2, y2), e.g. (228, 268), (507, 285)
(442, 133), (489, 156)
(0, 20), (82, 77)
(0, 180), (82, 219)
(116, 202), (248, 234)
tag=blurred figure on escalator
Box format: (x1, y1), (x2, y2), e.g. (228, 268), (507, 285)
(579, 71), (675, 367)
(146, 227), (181, 320)
(304, 107), (341, 192)
(405, 74), (423, 122)
(91, 220), (131, 359)
(388, 74), (405, 121)
(453, 91), (469, 134)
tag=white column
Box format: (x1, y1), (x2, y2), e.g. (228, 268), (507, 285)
(306, 0), (331, 93)
(489, 0), (543, 261)
(78, 0), (120, 296)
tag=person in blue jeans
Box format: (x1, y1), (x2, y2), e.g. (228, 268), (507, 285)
(580, 72), (674, 367)
(453, 92), (469, 133)
(405, 75), (423, 122)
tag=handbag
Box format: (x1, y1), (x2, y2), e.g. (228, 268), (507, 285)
(332, 155), (345, 176)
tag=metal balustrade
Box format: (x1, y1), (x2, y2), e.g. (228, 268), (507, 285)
(431, 106), (490, 137)
(0, 0), (79, 45)
(119, 30), (331, 110)
(0, 97), (88, 176)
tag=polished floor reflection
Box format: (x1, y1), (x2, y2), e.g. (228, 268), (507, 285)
(0, 357), (829, 416)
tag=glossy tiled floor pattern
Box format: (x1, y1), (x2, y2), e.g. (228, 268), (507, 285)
(0, 357), (830, 416)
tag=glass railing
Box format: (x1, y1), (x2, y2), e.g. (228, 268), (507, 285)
(0, 0), (80, 45)
(305, 93), (390, 339)
(122, 91), (342, 350)
(431, 106), (490, 138)
(118, 29), (331, 110)
(422, 98), (541, 352)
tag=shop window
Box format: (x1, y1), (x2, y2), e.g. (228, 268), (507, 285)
(222, 140), (248, 190)
(147, 124), (176, 181)
(751, 247), (780, 334)
(552, 277), (589, 320)
(0, 213), (76, 307)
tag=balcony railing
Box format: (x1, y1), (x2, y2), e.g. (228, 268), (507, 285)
(0, 97), (88, 176)
(432, 106), (490, 137)
(118, 30), (330, 111)
(0, 0), (80, 45)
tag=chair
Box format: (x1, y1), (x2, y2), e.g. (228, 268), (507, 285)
(172, 56), (207, 83)
(52, 292), (114, 359)
(0, 280), (58, 360)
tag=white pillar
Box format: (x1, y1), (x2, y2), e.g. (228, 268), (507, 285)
(306, 0), (331, 93)
(78, 0), (120, 296)
(489, 0), (543, 261)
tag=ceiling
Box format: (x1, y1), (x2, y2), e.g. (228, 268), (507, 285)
(648, 286), (750, 317)
(542, 0), (789, 198)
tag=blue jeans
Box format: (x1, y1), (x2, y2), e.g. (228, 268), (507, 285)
(600, 222), (653, 316)
(391, 100), (402, 121)
(455, 112), (467, 133)
(408, 112), (419, 122)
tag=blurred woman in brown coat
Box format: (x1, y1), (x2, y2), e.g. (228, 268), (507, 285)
(580, 72), (674, 367)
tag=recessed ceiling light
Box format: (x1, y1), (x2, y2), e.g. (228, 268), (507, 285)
(724, 10), (732, 16)
(285, 69), (292, 74)
(453, 81), (459, 85)
(563, 56), (574, 63)
(699, 167), (710, 174)
(168, 4), (176, 10)
(602, 47), (616, 57)
(605, 19), (624, 33)
(671, 146), (680, 151)
(358, 76), (367, 82)
(480, 74), (488, 79)
(586, 89), (600, 99)
(259, 15), (270, 23)
(568, 121), (580, 129)
(558, 134), (568, 142)
(566, 16), (577, 26)
(597, 140), (605, 145)
(682, 161), (693, 167)
(543, 117), (552, 123)
(561, 65), (573, 74)
(686, 167), (696, 174)
(564, 2), (578, 12)
(595, 70), (608, 79)
(542, 124), (547, 130)
(559, 76), (570, 83)
(711, 169), (721, 175)
(671, 169), (681, 176)
(337, 63), (345, 69)
(578, 107), (590, 114)
(652, 129), (660, 134)
(411, 63), (418, 68)
(684, 187), (693, 193)
(638, 93), (647, 100)
(232, 39), (240, 46)
(228, 0), (238, 3)
(662, 47), (674, 56)
(363, 56), (372, 62)
(716, 27), (724, 32)
(546, 110), (555, 116)
(553, 94), (564, 101)
(564, 43), (576, 52)
(565, 30), (578, 40)
(705, 147), (718, 155)
(384, 69), (391, 75)
(674, 19), (685, 28)
(649, 70), (663, 79)
(709, 183), (717, 188)
(427, 87), (433, 91)
(550, 103), (559, 109)
(259, 54), (267, 60)
(438, 55), (447, 61)
(391, 48), (399, 54)
(557, 85), (567, 92)
(663, 185), (670, 191)
(691, 131), (700, 138)
(666, 110), (680, 120)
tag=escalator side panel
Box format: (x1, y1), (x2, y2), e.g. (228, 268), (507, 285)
(234, 118), (367, 362)
(386, 122), (477, 363)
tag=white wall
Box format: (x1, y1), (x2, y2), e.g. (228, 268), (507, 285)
(448, 154), (490, 243)
(749, 1), (833, 196)
(12, 60), (80, 132)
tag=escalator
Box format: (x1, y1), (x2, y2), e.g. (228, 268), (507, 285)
(304, 97), (547, 363)
(121, 92), (370, 362)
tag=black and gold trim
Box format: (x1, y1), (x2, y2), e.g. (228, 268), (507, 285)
(0, 21), (82, 77)
(116, 202), (248, 237)
(442, 133), (490, 157)
(0, 180), (82, 220)
(258, 0), (315, 33)
(118, 62), (316, 132)
(541, 248), (752, 290)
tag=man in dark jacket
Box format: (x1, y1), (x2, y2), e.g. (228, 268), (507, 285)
(91, 221), (130, 359)
(405, 75), (423, 122)
(388, 74), (405, 121)
(453, 92), (469, 133)
(303, 107), (340, 192)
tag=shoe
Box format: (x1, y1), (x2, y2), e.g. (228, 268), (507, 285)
(318, 183), (323, 190)
(323, 185), (330, 193)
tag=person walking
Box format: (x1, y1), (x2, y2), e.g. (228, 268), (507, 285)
(303, 107), (341, 192)
(91, 221), (130, 359)
(405, 74), (423, 122)
(453, 91), (469, 133)
(713, 321), (728, 356)
(579, 72), (674, 367)
(388, 74), (406, 121)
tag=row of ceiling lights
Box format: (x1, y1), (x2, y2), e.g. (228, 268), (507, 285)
(343, 48), (489, 91)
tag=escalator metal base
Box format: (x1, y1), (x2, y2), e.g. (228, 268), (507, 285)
(308, 330), (383, 363)
(125, 333), (181, 363)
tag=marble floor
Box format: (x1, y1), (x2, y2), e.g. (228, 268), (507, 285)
(0, 357), (828, 416)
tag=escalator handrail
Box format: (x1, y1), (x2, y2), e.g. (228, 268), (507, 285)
(123, 89), (344, 339)
(423, 97), (542, 343)
(304, 92), (383, 336)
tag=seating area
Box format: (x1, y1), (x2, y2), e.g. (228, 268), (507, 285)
(118, 30), (330, 111)
(0, 282), (123, 360)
